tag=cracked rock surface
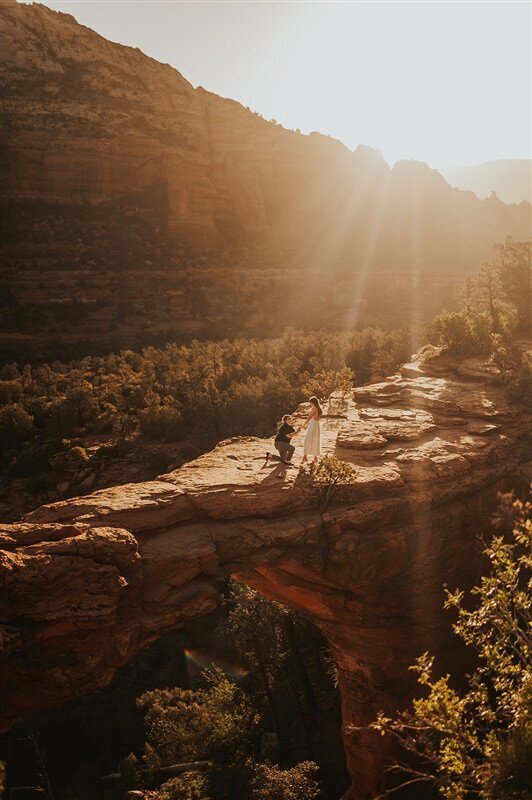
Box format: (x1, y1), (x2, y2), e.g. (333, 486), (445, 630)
(1, 349), (530, 799)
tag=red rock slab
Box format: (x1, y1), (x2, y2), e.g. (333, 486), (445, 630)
(24, 480), (196, 531)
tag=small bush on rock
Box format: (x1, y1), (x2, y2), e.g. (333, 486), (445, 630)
(308, 455), (356, 512)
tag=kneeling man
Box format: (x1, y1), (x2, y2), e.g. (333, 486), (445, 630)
(274, 414), (299, 463)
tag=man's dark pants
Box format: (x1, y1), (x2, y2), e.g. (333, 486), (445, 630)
(275, 441), (295, 463)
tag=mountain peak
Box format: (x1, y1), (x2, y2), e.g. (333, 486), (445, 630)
(440, 159), (532, 204)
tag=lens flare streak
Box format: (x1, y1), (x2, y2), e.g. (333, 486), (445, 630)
(184, 649), (249, 681)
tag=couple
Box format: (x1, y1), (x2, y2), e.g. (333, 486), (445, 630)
(274, 396), (322, 466)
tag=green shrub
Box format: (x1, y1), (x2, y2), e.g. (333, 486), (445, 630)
(301, 367), (355, 401)
(250, 761), (320, 800)
(65, 382), (100, 426)
(138, 671), (260, 772)
(23, 395), (48, 427)
(47, 397), (80, 436)
(152, 773), (210, 800)
(68, 445), (89, 464)
(489, 333), (518, 382)
(139, 404), (184, 441)
(0, 380), (22, 405)
(430, 309), (491, 354)
(0, 403), (35, 447)
(308, 455), (356, 512)
(138, 671), (260, 799)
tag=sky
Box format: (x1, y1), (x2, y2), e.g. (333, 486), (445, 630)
(20, 0), (532, 168)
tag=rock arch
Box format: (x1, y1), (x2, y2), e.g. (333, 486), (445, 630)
(1, 352), (530, 799)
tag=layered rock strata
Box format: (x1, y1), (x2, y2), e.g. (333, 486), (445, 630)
(1, 0), (530, 256)
(2, 0), (531, 361)
(1, 351), (531, 798)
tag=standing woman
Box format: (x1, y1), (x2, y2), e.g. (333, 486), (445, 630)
(301, 396), (322, 464)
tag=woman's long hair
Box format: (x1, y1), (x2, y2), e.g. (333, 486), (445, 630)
(309, 396), (323, 418)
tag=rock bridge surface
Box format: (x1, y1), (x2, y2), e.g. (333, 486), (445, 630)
(1, 351), (530, 799)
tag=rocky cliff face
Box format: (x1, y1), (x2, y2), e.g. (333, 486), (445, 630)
(1, 0), (531, 360)
(2, 349), (530, 798)
(1, 0), (530, 255)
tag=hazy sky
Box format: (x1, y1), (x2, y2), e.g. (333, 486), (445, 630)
(21, 0), (532, 167)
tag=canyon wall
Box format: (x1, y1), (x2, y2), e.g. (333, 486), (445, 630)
(1, 0), (530, 260)
(1, 0), (531, 359)
(1, 348), (530, 798)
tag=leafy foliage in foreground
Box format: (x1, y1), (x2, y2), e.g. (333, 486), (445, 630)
(369, 494), (532, 800)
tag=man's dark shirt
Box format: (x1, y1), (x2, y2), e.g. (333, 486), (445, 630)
(275, 422), (295, 444)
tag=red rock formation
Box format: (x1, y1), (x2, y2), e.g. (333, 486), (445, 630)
(1, 0), (530, 261)
(1, 350), (530, 798)
(2, 0), (531, 360)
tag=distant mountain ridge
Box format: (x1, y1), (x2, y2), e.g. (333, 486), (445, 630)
(440, 160), (531, 205)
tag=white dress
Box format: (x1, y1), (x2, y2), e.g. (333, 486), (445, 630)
(303, 416), (321, 456)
